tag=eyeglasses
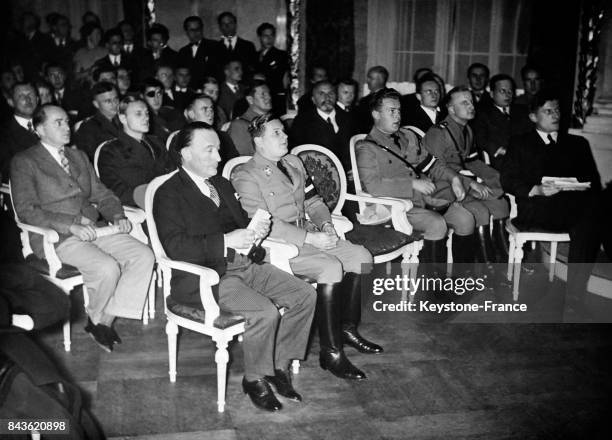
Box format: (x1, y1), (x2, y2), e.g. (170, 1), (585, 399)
(145, 90), (162, 98)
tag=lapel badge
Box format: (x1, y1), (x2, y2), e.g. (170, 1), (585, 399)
(264, 165), (272, 177)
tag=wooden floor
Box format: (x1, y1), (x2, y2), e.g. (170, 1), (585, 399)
(33, 263), (612, 440)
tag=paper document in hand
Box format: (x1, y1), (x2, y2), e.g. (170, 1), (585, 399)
(541, 176), (591, 190)
(236, 209), (271, 254)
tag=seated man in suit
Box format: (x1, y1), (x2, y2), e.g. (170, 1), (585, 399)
(289, 80), (356, 170)
(228, 80), (273, 155)
(0, 82), (39, 182)
(154, 121), (316, 411)
(155, 64), (177, 108)
(233, 114), (378, 381)
(356, 65), (388, 133)
(218, 60), (246, 121)
(256, 22), (289, 115)
(356, 88), (477, 265)
(467, 63), (492, 107)
(98, 96), (172, 207)
(141, 23), (178, 80)
(471, 73), (532, 170)
(423, 86), (510, 263)
(177, 16), (216, 89)
(215, 12), (257, 78)
(501, 92), (604, 314)
(10, 104), (155, 352)
(401, 73), (445, 132)
(514, 65), (543, 108)
(184, 94), (239, 168)
(73, 81), (122, 161)
(335, 77), (358, 126)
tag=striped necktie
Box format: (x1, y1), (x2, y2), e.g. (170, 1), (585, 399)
(57, 147), (71, 176)
(204, 179), (220, 207)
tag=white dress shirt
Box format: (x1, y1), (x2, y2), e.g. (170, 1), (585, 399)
(317, 108), (339, 133)
(420, 105), (438, 124)
(536, 129), (558, 145)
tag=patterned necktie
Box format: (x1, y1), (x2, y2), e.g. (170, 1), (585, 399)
(26, 120), (34, 133)
(57, 147), (71, 176)
(204, 179), (220, 207)
(277, 160), (293, 184)
(547, 134), (556, 145)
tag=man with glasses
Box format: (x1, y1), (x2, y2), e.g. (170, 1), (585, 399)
(74, 81), (122, 161)
(178, 16), (216, 88)
(402, 73), (445, 132)
(471, 73), (532, 170)
(289, 80), (356, 170)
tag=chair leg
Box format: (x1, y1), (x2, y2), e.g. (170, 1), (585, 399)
(507, 234), (516, 281)
(291, 359), (300, 374)
(513, 239), (525, 302)
(446, 231), (453, 277)
(166, 321), (179, 382)
(142, 297), (149, 325)
(213, 335), (231, 413)
(549, 241), (558, 282)
(400, 253), (409, 303)
(63, 318), (71, 352)
(151, 266), (162, 319)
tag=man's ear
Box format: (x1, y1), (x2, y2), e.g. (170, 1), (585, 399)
(92, 100), (100, 110)
(253, 136), (262, 150)
(528, 112), (537, 124)
(181, 146), (192, 162)
(246, 95), (254, 106)
(371, 109), (380, 122)
(416, 93), (423, 103)
(118, 113), (127, 126)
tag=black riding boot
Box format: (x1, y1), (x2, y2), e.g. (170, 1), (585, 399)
(317, 283), (366, 380)
(341, 272), (383, 354)
(492, 218), (509, 262)
(475, 225), (496, 265)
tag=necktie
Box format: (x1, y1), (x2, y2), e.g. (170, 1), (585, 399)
(503, 107), (509, 115)
(326, 117), (336, 133)
(57, 147), (71, 176)
(26, 120), (34, 133)
(277, 160), (293, 184)
(547, 134), (556, 145)
(204, 179), (220, 207)
(55, 91), (62, 105)
(390, 133), (402, 149)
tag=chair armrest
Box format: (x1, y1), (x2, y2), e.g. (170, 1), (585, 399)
(158, 257), (221, 326)
(262, 238), (298, 274)
(344, 193), (413, 235)
(331, 214), (353, 237)
(123, 206), (146, 224)
(16, 221), (64, 276)
(16, 221), (60, 243)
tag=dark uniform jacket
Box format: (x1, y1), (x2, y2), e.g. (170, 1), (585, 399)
(73, 112), (122, 161)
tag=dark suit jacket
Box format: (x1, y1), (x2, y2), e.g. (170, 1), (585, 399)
(93, 53), (138, 77)
(257, 47), (288, 92)
(53, 85), (87, 119)
(402, 104), (443, 133)
(218, 82), (246, 121)
(289, 107), (356, 169)
(73, 112), (122, 161)
(177, 39), (217, 88)
(98, 132), (172, 206)
(10, 143), (124, 257)
(0, 117), (39, 182)
(471, 101), (533, 169)
(139, 46), (179, 81)
(214, 37), (257, 76)
(153, 169), (250, 306)
(16, 31), (54, 80)
(501, 130), (601, 227)
(48, 38), (78, 74)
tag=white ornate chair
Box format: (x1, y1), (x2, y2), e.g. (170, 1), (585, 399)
(165, 130), (179, 151)
(93, 140), (158, 323)
(145, 171), (301, 412)
(3, 183), (85, 352)
(505, 194), (570, 301)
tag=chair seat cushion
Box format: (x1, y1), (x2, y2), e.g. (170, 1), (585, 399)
(507, 219), (569, 235)
(25, 254), (81, 279)
(345, 222), (422, 257)
(166, 296), (245, 329)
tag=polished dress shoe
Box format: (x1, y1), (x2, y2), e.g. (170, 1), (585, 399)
(320, 350), (367, 380)
(264, 369), (302, 402)
(84, 318), (114, 353)
(242, 377), (282, 411)
(342, 325), (383, 354)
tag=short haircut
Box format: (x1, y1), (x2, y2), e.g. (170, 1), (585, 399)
(32, 104), (56, 128)
(367, 66), (389, 83)
(174, 65), (191, 73)
(34, 79), (52, 92)
(416, 73), (440, 94)
(336, 77), (358, 90)
(307, 64), (327, 80)
(412, 67), (433, 83)
(155, 64), (174, 74)
(80, 22), (102, 39)
(312, 79), (334, 93)
(170, 121), (214, 166)
(245, 79), (269, 97)
(257, 22), (275, 36)
(21, 11), (41, 29)
(528, 89), (559, 114)
(218, 11), (237, 25)
(103, 27), (123, 44)
(203, 76), (218, 87)
(467, 62), (490, 77)
(44, 63), (65, 77)
(183, 16), (202, 31)
(248, 113), (275, 139)
(91, 81), (117, 97)
(118, 95), (144, 115)
(520, 64), (541, 79)
(186, 93), (213, 111)
(92, 66), (116, 82)
(147, 23), (169, 42)
(141, 77), (164, 92)
(443, 85), (471, 108)
(369, 87), (401, 112)
(489, 73), (516, 91)
(224, 59), (242, 70)
(11, 82), (36, 99)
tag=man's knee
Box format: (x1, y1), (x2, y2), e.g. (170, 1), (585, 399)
(445, 205), (476, 236)
(345, 244), (373, 274)
(488, 198), (510, 219)
(249, 302), (281, 329)
(465, 201), (490, 226)
(316, 255), (344, 284)
(425, 214), (448, 240)
(97, 258), (121, 282)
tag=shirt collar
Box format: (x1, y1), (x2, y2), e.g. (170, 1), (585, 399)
(316, 107), (336, 121)
(495, 104), (509, 114)
(14, 115), (32, 130)
(41, 141), (65, 165)
(336, 102), (347, 111)
(182, 166), (212, 195)
(420, 105), (439, 123)
(536, 129), (558, 145)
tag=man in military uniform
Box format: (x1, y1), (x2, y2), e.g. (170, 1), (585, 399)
(423, 86), (510, 262)
(232, 114), (378, 382)
(355, 88), (476, 265)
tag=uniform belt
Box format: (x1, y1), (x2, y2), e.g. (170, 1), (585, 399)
(465, 155), (479, 163)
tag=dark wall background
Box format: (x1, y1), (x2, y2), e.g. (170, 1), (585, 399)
(305, 0), (354, 81)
